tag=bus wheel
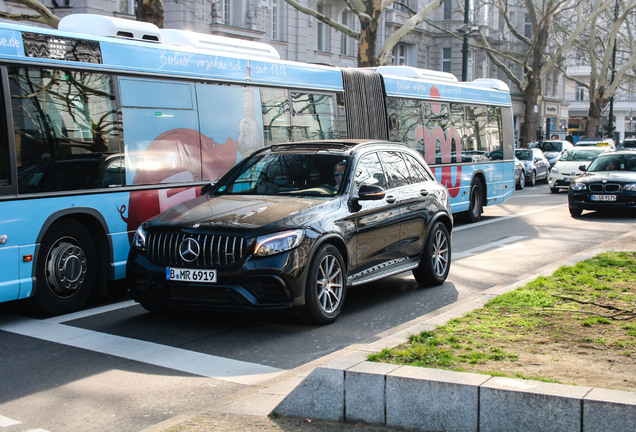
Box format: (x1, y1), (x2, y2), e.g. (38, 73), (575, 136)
(30, 221), (97, 316)
(466, 179), (484, 223)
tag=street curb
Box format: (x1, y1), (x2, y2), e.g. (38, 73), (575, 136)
(273, 230), (636, 432)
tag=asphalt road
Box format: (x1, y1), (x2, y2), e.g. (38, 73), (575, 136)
(1, 183), (634, 432)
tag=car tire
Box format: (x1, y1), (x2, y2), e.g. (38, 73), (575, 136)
(550, 187), (559, 194)
(466, 178), (484, 223)
(529, 171), (536, 186)
(413, 221), (451, 286)
(516, 171), (525, 190)
(304, 244), (346, 325)
(569, 205), (583, 217)
(29, 220), (97, 315)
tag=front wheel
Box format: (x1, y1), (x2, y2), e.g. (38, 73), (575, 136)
(550, 187), (559, 194)
(413, 221), (451, 286)
(30, 220), (97, 315)
(516, 171), (525, 190)
(529, 171), (537, 187)
(304, 244), (346, 325)
(569, 205), (583, 217)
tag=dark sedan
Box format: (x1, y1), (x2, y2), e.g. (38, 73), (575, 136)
(568, 150), (636, 217)
(127, 140), (453, 324)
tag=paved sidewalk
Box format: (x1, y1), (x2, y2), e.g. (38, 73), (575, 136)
(144, 230), (635, 432)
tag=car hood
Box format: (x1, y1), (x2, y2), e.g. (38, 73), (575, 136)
(149, 194), (341, 231)
(577, 171), (636, 183)
(554, 161), (590, 173)
(543, 151), (560, 159)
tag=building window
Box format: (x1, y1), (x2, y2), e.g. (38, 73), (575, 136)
(575, 83), (586, 102)
(444, 0), (453, 20)
(272, 0), (286, 41)
(443, 47), (452, 73)
(340, 10), (357, 56)
(393, 43), (408, 66)
(119, 0), (134, 15)
(524, 14), (532, 39)
(317, 3), (331, 52)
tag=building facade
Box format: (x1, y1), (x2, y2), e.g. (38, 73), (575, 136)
(1, 0), (633, 142)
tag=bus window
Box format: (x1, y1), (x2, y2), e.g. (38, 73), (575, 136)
(9, 67), (121, 193)
(386, 97), (422, 150)
(261, 88), (290, 145)
(291, 92), (337, 141)
(487, 106), (502, 156)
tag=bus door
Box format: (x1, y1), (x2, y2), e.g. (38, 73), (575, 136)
(0, 66), (20, 302)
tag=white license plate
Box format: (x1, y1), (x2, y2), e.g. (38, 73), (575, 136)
(166, 267), (217, 283)
(591, 194), (616, 202)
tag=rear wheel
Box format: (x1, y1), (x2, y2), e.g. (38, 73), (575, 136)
(30, 220), (97, 315)
(413, 221), (451, 286)
(466, 179), (484, 223)
(304, 244), (346, 325)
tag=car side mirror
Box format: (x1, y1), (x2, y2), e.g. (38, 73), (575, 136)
(355, 184), (386, 201)
(200, 183), (212, 194)
(578, 165), (587, 172)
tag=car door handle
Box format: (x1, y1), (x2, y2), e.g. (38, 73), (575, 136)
(420, 189), (429, 196)
(386, 195), (397, 203)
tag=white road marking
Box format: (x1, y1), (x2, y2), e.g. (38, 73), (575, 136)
(0, 415), (20, 427)
(43, 300), (138, 324)
(0, 316), (283, 386)
(453, 236), (528, 259)
(454, 203), (567, 232)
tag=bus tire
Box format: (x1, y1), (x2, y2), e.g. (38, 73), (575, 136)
(413, 221), (451, 286)
(466, 178), (484, 223)
(30, 220), (97, 316)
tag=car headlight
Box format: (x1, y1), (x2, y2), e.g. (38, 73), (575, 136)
(132, 222), (148, 251)
(570, 183), (587, 191)
(622, 183), (636, 192)
(254, 229), (305, 257)
(551, 167), (560, 174)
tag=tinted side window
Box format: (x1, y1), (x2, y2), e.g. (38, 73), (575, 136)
(403, 153), (434, 182)
(381, 151), (410, 188)
(354, 152), (387, 190)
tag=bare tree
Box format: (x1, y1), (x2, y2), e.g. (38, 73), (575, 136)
(283, 0), (444, 67)
(559, 0), (636, 137)
(0, 0), (60, 27)
(473, 0), (612, 145)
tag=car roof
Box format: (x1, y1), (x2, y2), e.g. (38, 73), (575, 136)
(260, 139), (409, 155)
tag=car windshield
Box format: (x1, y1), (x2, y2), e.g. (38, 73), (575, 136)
(215, 152), (350, 197)
(559, 149), (604, 162)
(515, 149), (532, 161)
(587, 154), (636, 172)
(538, 141), (561, 152)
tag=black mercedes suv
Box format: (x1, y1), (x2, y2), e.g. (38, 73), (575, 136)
(127, 140), (453, 324)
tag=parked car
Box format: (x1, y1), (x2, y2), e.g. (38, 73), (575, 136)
(568, 150), (636, 217)
(548, 147), (608, 193)
(529, 140), (574, 167)
(620, 138), (636, 149)
(514, 157), (525, 190)
(515, 148), (550, 186)
(574, 137), (616, 150)
(127, 140), (453, 324)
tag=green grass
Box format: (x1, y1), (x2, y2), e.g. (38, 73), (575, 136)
(368, 251), (636, 383)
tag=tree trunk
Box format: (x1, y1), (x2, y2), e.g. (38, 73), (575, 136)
(357, 5), (382, 67)
(520, 67), (542, 146)
(585, 96), (606, 137)
(136, 0), (164, 28)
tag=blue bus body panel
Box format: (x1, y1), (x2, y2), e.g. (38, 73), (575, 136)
(382, 76), (512, 106)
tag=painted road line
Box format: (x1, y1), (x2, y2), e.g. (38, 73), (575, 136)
(453, 236), (528, 259)
(0, 316), (283, 386)
(44, 300), (138, 324)
(0, 415), (20, 427)
(454, 203), (567, 232)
